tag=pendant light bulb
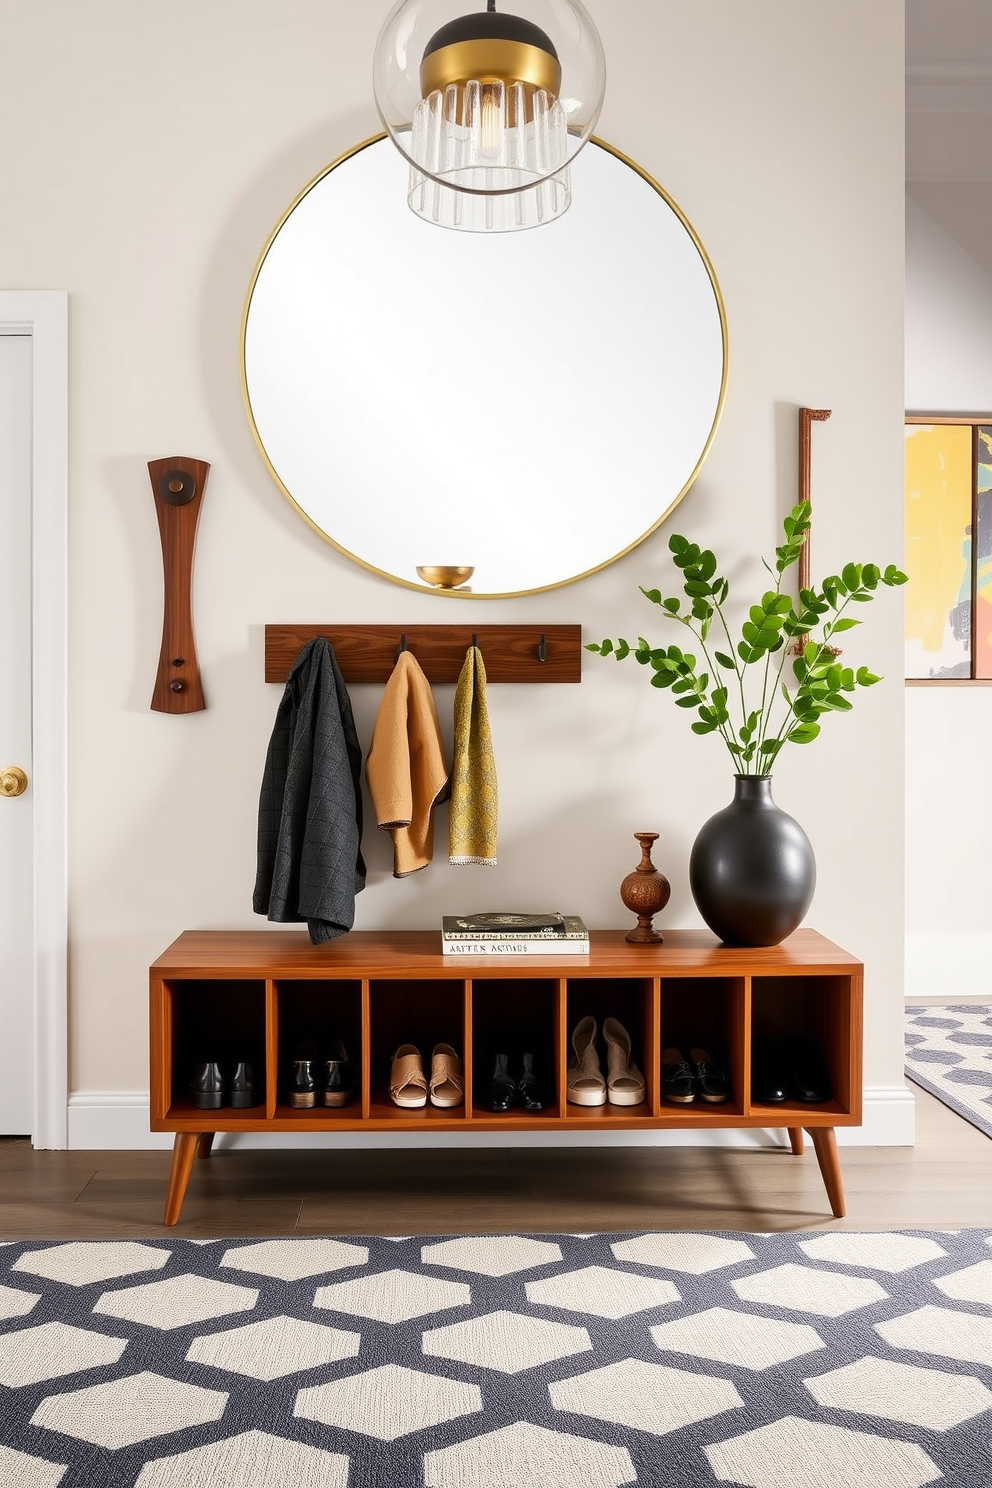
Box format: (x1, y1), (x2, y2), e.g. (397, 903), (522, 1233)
(373, 0), (606, 232)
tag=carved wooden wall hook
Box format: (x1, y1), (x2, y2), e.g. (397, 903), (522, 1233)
(149, 456), (209, 713)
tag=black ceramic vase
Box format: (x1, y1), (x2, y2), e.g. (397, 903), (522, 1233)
(688, 775), (815, 947)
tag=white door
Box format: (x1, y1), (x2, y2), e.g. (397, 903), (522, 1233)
(0, 333), (34, 1133)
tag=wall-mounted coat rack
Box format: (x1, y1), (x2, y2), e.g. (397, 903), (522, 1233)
(150, 456), (209, 713)
(264, 625), (582, 684)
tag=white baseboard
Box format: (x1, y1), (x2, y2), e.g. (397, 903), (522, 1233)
(905, 935), (992, 1001)
(66, 1086), (916, 1151)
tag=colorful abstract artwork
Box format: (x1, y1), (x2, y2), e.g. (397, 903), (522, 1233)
(905, 418), (992, 680)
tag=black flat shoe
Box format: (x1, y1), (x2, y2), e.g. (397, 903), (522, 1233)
(517, 1052), (548, 1113)
(191, 1061), (225, 1110)
(690, 1046), (730, 1104)
(229, 1061), (257, 1109)
(790, 1037), (832, 1102)
(661, 1047), (696, 1104)
(489, 1053), (516, 1113)
(323, 1039), (356, 1107)
(752, 1041), (788, 1103)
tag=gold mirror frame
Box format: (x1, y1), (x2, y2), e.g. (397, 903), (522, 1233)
(241, 134), (729, 600)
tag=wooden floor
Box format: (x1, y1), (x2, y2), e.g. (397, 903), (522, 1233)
(1, 1087), (989, 1239)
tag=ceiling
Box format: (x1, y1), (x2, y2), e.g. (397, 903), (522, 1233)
(907, 0), (992, 273)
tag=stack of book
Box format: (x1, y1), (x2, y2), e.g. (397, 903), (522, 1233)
(441, 912), (590, 956)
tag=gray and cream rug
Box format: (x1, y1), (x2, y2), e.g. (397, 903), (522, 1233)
(905, 1004), (992, 1139)
(1, 1230), (991, 1487)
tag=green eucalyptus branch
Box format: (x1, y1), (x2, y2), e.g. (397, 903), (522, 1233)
(588, 503), (908, 775)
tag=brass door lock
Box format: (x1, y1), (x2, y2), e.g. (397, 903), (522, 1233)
(0, 767), (28, 797)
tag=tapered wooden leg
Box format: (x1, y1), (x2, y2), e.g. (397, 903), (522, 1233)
(788, 1127), (805, 1156)
(197, 1133), (215, 1160)
(164, 1133), (200, 1226)
(807, 1126), (846, 1217)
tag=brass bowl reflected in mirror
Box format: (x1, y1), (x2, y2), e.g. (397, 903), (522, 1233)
(416, 565), (475, 590)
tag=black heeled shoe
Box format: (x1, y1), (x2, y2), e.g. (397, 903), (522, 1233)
(489, 1052), (516, 1113)
(323, 1039), (356, 1107)
(288, 1043), (318, 1109)
(517, 1052), (548, 1113)
(191, 1061), (225, 1110)
(229, 1061), (257, 1109)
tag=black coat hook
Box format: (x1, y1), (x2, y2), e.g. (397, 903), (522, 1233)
(396, 633), (408, 659)
(538, 634), (547, 663)
(472, 633), (479, 650)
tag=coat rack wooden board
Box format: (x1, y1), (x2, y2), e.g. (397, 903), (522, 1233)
(264, 624), (582, 684)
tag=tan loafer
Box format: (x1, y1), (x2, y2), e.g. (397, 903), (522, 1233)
(430, 1043), (464, 1108)
(567, 1015), (606, 1106)
(390, 1044), (428, 1108)
(603, 1017), (646, 1106)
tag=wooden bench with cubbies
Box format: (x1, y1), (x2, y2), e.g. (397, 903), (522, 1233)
(150, 928), (862, 1226)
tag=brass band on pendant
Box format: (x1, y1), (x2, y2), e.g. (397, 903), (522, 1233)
(420, 39), (562, 100)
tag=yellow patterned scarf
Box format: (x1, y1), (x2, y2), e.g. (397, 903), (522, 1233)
(449, 646), (498, 866)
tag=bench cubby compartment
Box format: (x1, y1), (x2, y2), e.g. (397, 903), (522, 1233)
(273, 979), (363, 1120)
(564, 976), (655, 1120)
(157, 978), (266, 1121)
(750, 974), (858, 1118)
(368, 978), (467, 1121)
(469, 978), (559, 1120)
(659, 976), (746, 1119)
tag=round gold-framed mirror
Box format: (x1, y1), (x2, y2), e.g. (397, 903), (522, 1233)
(242, 135), (727, 598)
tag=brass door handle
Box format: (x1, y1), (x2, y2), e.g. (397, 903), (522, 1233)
(0, 767), (28, 797)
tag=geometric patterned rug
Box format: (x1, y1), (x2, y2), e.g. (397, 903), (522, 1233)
(905, 1004), (992, 1140)
(2, 1231), (992, 1488)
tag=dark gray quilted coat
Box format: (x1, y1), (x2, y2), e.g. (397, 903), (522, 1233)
(253, 638), (366, 943)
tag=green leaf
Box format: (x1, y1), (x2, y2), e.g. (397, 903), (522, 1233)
(740, 725), (752, 744)
(758, 739), (781, 755)
(830, 617), (860, 632)
(662, 597), (680, 613)
(715, 651), (736, 670)
(586, 642), (603, 653)
(716, 579), (730, 604)
(699, 550), (717, 580)
(599, 638), (614, 656)
(640, 587), (663, 605)
(691, 720), (716, 734)
(824, 693), (853, 711)
(668, 534), (688, 554)
(650, 672), (674, 688)
(857, 666), (882, 686)
(712, 687), (728, 710)
(684, 579), (713, 597)
(615, 639), (630, 660)
(842, 562), (862, 590)
(675, 695), (700, 708)
(742, 621), (760, 644)
(788, 722), (821, 743)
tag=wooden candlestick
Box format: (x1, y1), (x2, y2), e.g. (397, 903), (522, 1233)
(620, 831), (671, 944)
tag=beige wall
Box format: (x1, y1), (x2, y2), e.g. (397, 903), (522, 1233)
(1, 1), (906, 1128)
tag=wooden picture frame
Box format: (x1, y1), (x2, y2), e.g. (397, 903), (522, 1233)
(905, 414), (992, 685)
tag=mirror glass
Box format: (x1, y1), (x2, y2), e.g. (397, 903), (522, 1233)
(242, 136), (727, 598)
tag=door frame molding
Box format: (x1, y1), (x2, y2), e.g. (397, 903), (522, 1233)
(0, 291), (68, 1148)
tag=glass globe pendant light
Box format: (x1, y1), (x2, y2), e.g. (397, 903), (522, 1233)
(372, 0), (606, 232)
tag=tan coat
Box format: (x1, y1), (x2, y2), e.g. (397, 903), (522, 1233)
(366, 651), (449, 877)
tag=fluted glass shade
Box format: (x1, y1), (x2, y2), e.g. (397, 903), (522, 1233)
(373, 0), (604, 231)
